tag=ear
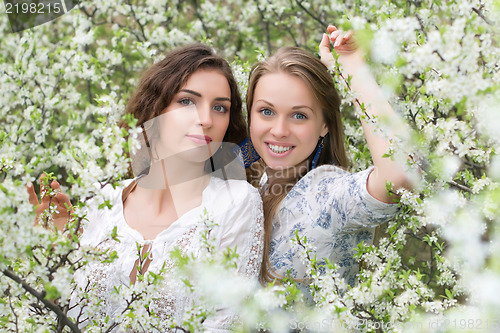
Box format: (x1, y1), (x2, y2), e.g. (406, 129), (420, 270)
(320, 123), (329, 137)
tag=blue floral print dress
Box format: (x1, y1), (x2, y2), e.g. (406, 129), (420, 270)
(264, 165), (398, 294)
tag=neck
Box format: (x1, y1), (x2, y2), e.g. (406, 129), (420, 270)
(265, 160), (309, 185)
(135, 157), (210, 215)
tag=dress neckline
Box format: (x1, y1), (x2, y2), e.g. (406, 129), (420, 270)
(118, 176), (215, 243)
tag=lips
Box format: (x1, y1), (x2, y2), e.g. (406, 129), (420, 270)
(186, 134), (212, 144)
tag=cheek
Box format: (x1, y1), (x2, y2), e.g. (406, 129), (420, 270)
(249, 114), (266, 138)
(293, 125), (312, 140)
(249, 122), (262, 142)
(214, 115), (230, 140)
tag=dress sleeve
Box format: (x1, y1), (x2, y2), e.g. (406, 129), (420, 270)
(79, 181), (124, 246)
(202, 182), (264, 332)
(218, 184), (264, 278)
(293, 165), (398, 235)
(340, 167), (398, 232)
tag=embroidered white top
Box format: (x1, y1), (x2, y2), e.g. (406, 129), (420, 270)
(264, 165), (398, 291)
(72, 176), (264, 332)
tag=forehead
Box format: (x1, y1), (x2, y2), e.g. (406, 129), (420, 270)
(182, 69), (231, 97)
(254, 72), (317, 108)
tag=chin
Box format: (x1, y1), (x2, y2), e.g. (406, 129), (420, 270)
(180, 149), (213, 163)
(265, 161), (293, 171)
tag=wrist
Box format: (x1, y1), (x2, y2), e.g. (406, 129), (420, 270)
(338, 50), (365, 71)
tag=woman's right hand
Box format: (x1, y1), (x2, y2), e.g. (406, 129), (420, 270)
(26, 174), (73, 231)
(319, 25), (362, 69)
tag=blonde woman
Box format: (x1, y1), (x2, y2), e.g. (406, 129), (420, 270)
(246, 26), (412, 293)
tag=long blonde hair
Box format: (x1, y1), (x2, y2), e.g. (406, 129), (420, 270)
(246, 47), (349, 283)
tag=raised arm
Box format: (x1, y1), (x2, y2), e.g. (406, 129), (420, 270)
(319, 25), (413, 203)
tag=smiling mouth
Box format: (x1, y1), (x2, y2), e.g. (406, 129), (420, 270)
(267, 143), (294, 154)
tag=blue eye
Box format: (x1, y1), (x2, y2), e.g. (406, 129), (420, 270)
(179, 98), (194, 106)
(293, 113), (307, 120)
(213, 105), (228, 113)
(260, 108), (274, 117)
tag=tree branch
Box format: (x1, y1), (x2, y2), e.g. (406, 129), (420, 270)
(254, 0), (272, 55)
(447, 180), (473, 193)
(126, 0), (147, 41)
(295, 0), (327, 28)
(2, 269), (81, 333)
(472, 7), (492, 25)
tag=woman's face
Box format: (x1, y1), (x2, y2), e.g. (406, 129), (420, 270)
(249, 72), (328, 171)
(150, 69), (231, 164)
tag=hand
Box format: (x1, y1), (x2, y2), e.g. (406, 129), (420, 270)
(27, 174), (73, 231)
(319, 25), (360, 68)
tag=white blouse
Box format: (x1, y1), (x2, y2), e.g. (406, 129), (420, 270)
(265, 165), (398, 292)
(71, 176), (264, 332)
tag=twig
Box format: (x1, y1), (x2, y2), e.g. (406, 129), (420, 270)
(472, 7), (493, 25)
(8, 294), (19, 333)
(126, 0), (147, 41)
(3, 269), (81, 333)
(254, 0), (272, 55)
(191, 0), (211, 40)
(295, 0), (327, 28)
(447, 180), (473, 193)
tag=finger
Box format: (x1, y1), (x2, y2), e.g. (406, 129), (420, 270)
(327, 25), (337, 34)
(319, 33), (330, 51)
(51, 180), (61, 191)
(26, 182), (40, 206)
(329, 30), (340, 41)
(319, 33), (334, 62)
(40, 180), (59, 205)
(334, 32), (345, 48)
(344, 30), (354, 40)
(38, 173), (47, 186)
(39, 173), (50, 198)
(54, 192), (73, 212)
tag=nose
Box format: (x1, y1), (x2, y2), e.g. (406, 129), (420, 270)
(197, 104), (213, 129)
(269, 116), (290, 138)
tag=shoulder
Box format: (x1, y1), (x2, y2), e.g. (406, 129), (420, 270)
(290, 164), (352, 193)
(83, 179), (133, 228)
(209, 177), (262, 206)
(304, 165), (374, 186)
(308, 164), (351, 179)
(99, 179), (134, 200)
(283, 165), (377, 209)
(205, 178), (263, 229)
(85, 179), (132, 211)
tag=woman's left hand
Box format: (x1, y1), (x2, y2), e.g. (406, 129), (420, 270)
(319, 25), (360, 68)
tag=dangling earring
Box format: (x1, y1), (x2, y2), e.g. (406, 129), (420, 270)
(311, 136), (324, 169)
(233, 137), (261, 169)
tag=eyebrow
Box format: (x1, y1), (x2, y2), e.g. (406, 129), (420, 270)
(256, 99), (314, 112)
(180, 89), (230, 102)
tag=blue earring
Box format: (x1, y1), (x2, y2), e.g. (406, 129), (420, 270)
(311, 136), (324, 169)
(233, 137), (261, 169)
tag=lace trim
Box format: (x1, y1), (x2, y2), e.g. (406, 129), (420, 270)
(80, 238), (118, 325)
(151, 226), (199, 329)
(243, 191), (265, 278)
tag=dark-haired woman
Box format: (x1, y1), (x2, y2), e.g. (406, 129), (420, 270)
(28, 44), (263, 331)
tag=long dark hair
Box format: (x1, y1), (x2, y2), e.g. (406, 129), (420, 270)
(121, 43), (247, 175)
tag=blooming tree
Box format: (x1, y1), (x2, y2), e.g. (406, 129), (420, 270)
(1, 0), (499, 332)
